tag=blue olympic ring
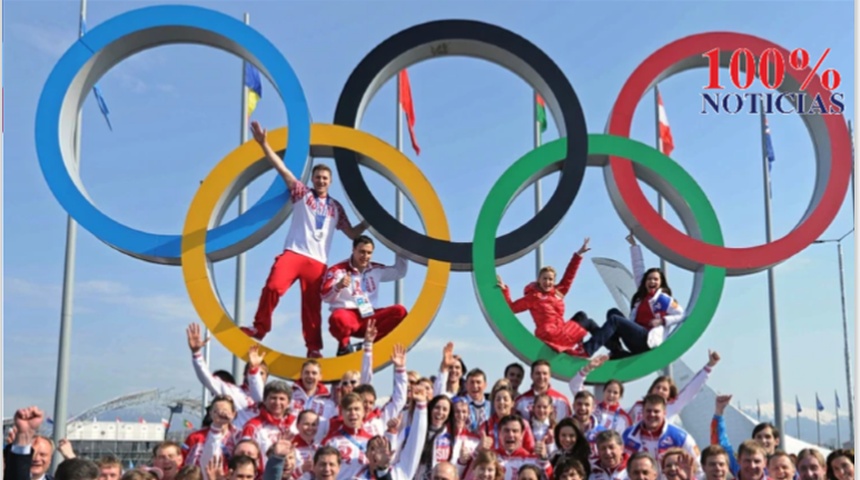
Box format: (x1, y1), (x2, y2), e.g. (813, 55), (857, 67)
(34, 5), (311, 265)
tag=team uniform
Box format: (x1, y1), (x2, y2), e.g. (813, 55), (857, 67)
(252, 182), (351, 351)
(240, 409), (299, 468)
(501, 253), (588, 355)
(181, 425), (241, 479)
(626, 363), (713, 425)
(621, 421), (700, 475)
(191, 351), (264, 429)
(515, 387), (572, 422)
(478, 414), (537, 454)
(351, 401), (427, 480)
(588, 454), (631, 480)
(291, 382), (338, 420)
(569, 373), (633, 435)
(320, 256), (408, 350)
(489, 448), (553, 480)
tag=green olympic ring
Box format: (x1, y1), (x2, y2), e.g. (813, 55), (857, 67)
(472, 134), (727, 382)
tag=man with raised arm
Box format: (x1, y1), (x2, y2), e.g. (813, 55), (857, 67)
(321, 235), (408, 356)
(187, 323), (267, 429)
(244, 121), (368, 358)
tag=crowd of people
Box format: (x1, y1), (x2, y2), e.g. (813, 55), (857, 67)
(4, 327), (856, 480)
(4, 123), (855, 480)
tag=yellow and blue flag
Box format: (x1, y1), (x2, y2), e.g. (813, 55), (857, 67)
(245, 64), (262, 117)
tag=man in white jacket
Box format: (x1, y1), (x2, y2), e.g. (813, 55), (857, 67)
(321, 235), (408, 356)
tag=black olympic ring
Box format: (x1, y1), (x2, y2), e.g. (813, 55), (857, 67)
(333, 19), (588, 271)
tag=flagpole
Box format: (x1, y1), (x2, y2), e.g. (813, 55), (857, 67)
(394, 73), (404, 306)
(231, 11), (251, 381)
(835, 390), (841, 447)
(51, 0), (86, 471)
(534, 91), (543, 276)
(760, 101), (785, 447)
(653, 86), (671, 379)
(816, 396), (821, 445)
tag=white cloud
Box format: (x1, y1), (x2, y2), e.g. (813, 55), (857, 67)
(10, 23), (75, 58)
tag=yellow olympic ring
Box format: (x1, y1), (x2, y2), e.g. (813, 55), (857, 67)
(180, 124), (452, 381)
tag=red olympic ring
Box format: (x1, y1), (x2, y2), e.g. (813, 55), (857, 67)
(607, 32), (851, 273)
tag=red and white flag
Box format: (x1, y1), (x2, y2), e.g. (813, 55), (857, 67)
(657, 89), (674, 157)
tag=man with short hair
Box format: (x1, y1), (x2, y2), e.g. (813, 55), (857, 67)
(621, 395), (699, 475)
(626, 453), (658, 480)
(431, 462), (459, 480)
(699, 445), (730, 480)
(226, 455), (257, 480)
(4, 406), (55, 480)
(736, 440), (768, 480)
(245, 121), (368, 358)
(572, 391), (607, 455)
(95, 456), (122, 480)
(479, 415), (551, 479)
(455, 369), (490, 432)
(292, 360), (337, 419)
(767, 451), (796, 480)
(241, 381), (298, 467)
(309, 446), (341, 480)
(153, 441), (184, 480)
(515, 360), (572, 420)
(321, 235), (408, 356)
(589, 430), (629, 480)
(55, 459), (99, 480)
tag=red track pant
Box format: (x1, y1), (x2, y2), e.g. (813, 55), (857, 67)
(328, 305), (407, 348)
(253, 250), (326, 351)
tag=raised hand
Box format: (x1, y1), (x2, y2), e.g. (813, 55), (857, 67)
(707, 350), (721, 368)
(186, 324), (209, 353)
(5, 426), (16, 445)
(338, 274), (352, 290)
(441, 342), (458, 370)
(364, 319), (378, 343)
(678, 451), (696, 480)
(386, 416), (401, 434)
(479, 429), (493, 451)
(248, 345), (264, 368)
(496, 274), (507, 291)
(626, 233), (637, 246)
(391, 344), (406, 369)
(534, 438), (547, 459)
(250, 121), (267, 146)
(715, 394), (732, 416)
(205, 455), (224, 480)
(576, 237), (591, 256)
(58, 439), (76, 459)
(583, 354), (610, 374)
(14, 406), (44, 442)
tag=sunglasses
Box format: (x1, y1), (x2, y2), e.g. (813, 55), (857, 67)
(340, 379), (359, 387)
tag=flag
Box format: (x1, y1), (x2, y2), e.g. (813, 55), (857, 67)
(244, 63), (262, 117)
(535, 93), (548, 135)
(836, 390), (841, 409)
(763, 114), (776, 198)
(656, 88), (674, 156)
(183, 419), (194, 429)
(46, 417), (54, 425)
(398, 70), (420, 155)
(796, 396), (802, 413)
(80, 18), (113, 131)
(816, 393), (825, 412)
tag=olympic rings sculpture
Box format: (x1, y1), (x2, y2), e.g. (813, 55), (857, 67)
(35, 5), (851, 382)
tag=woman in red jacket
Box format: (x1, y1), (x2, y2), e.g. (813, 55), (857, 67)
(498, 238), (614, 358)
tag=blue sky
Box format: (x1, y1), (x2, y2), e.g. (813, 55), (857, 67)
(4, 0), (855, 432)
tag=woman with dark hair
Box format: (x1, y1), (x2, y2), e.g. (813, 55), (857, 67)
(548, 418), (591, 477)
(826, 449), (854, 480)
(413, 395), (457, 480)
(552, 458), (587, 480)
(602, 234), (685, 359)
